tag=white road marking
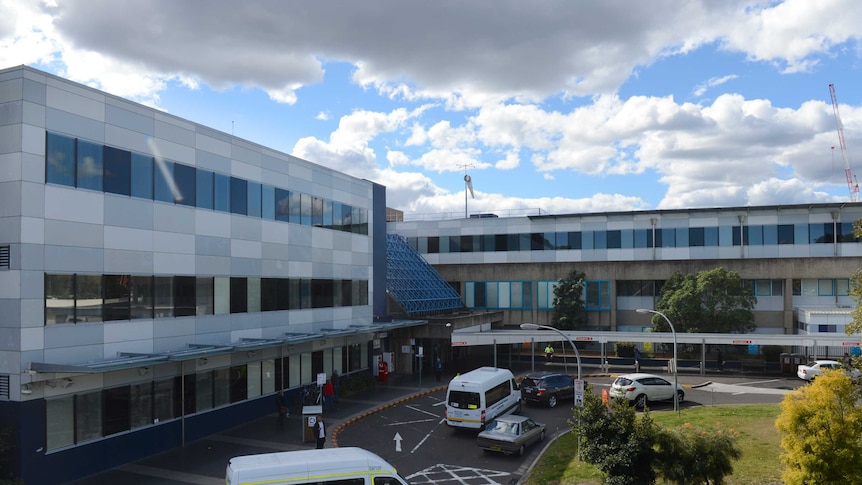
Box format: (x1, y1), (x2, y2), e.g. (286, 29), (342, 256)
(410, 418), (446, 454)
(699, 382), (791, 395)
(405, 404), (441, 418)
(385, 418), (437, 426)
(407, 463), (511, 484)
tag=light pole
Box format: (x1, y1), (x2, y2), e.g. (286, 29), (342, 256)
(637, 309), (680, 416)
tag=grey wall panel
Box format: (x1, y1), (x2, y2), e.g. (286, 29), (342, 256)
(195, 255), (231, 275)
(152, 336), (194, 353)
(106, 104), (154, 136)
(230, 313), (262, 331)
(44, 246), (104, 273)
(45, 219), (104, 248)
(260, 243), (290, 262)
(20, 180), (45, 218)
(103, 249), (154, 275)
(195, 315), (230, 334)
(194, 331), (232, 346)
(196, 235), (231, 257)
(154, 118), (195, 147)
(0, 78), (21, 103)
(153, 318), (196, 340)
(46, 107), (104, 142)
(230, 257), (262, 277)
(0, 217), (20, 242)
(20, 299), (43, 328)
(0, 100), (22, 126)
(19, 269), (42, 300)
(23, 77), (47, 105)
(230, 216), (262, 241)
(104, 196), (155, 230)
(105, 124), (154, 154)
(0, 299), (21, 327)
(44, 324), (104, 350)
(195, 149), (231, 173)
(153, 204), (195, 234)
(0, 125), (21, 154)
(286, 245), (311, 263)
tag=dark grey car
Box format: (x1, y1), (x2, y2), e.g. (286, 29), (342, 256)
(520, 371), (575, 408)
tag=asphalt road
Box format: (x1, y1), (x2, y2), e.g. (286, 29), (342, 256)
(334, 374), (804, 484)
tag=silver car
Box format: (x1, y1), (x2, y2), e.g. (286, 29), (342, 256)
(476, 415), (545, 456)
(609, 373), (684, 409)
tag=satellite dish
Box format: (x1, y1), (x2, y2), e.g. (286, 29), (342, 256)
(464, 174), (474, 198)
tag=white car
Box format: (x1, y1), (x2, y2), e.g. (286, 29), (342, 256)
(796, 360), (860, 381)
(609, 373), (685, 409)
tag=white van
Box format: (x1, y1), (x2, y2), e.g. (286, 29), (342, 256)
(225, 447), (410, 485)
(445, 366), (521, 430)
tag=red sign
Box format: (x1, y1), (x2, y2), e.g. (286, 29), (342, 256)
(451, 341), (468, 347)
(732, 340), (753, 344)
(843, 342), (860, 347)
(575, 336), (593, 341)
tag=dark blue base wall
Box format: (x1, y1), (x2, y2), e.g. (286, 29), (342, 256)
(2, 393), (282, 484)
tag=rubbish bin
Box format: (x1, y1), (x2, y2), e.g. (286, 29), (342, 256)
(780, 353), (791, 375)
(302, 405), (323, 443)
(790, 353), (806, 374)
(377, 360), (389, 383)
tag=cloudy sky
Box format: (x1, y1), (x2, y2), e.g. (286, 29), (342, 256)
(4, 0), (862, 218)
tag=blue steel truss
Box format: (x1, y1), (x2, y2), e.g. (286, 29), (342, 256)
(386, 234), (464, 315)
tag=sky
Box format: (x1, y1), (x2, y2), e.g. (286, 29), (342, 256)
(4, 0), (862, 219)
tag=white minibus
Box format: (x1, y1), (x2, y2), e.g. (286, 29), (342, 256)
(444, 366), (521, 430)
(225, 447), (410, 485)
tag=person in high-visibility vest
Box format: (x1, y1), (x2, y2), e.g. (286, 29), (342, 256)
(544, 344), (554, 363)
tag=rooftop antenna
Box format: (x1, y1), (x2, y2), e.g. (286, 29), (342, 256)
(460, 162), (475, 218)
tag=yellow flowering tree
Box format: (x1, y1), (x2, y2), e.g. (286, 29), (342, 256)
(775, 370), (862, 484)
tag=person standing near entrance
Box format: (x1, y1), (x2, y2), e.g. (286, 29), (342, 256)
(544, 344), (554, 363)
(275, 390), (287, 428)
(315, 415), (326, 449)
(434, 357), (443, 382)
(634, 347), (641, 373)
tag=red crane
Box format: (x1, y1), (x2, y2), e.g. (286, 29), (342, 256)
(829, 83), (859, 202)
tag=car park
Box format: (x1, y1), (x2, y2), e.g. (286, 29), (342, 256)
(797, 359), (861, 381)
(475, 414), (546, 456)
(609, 373), (684, 409)
(519, 371), (575, 408)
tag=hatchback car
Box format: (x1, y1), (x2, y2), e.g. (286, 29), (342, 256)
(609, 373), (684, 409)
(476, 414), (546, 456)
(520, 371), (575, 408)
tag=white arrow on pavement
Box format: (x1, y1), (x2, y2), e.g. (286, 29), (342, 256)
(394, 432), (402, 452)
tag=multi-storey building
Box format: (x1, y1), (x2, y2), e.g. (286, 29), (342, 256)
(0, 65), (402, 483)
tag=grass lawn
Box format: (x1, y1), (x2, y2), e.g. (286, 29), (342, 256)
(522, 404), (783, 485)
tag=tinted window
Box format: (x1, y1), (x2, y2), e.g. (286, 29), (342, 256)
(153, 159), (175, 202)
(130, 153), (153, 199)
(174, 163), (196, 206)
(103, 146), (131, 196)
(77, 139), (103, 191)
(214, 173), (230, 212)
(46, 132), (76, 186)
(230, 177), (247, 215)
(448, 390), (480, 409)
(196, 169), (213, 209)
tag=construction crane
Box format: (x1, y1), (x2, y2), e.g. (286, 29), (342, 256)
(828, 83), (859, 202)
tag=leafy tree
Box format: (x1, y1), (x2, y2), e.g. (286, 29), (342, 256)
(551, 269), (588, 330)
(654, 268), (756, 333)
(654, 422), (741, 485)
(570, 389), (659, 485)
(847, 219), (862, 337)
(775, 371), (862, 485)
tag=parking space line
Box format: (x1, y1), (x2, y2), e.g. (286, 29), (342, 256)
(410, 418), (446, 454)
(405, 404), (441, 418)
(385, 418), (438, 426)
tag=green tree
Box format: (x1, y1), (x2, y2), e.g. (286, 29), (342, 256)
(654, 268), (756, 333)
(571, 390), (659, 485)
(655, 422), (741, 485)
(551, 269), (588, 330)
(775, 371), (862, 485)
(846, 219), (862, 337)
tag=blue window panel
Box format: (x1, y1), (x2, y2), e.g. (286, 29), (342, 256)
(606, 230), (621, 249)
(555, 232), (569, 249)
(173, 163), (196, 206)
(582, 231), (595, 250)
(482, 234), (495, 252)
(275, 188), (290, 222)
(299, 193), (311, 225)
(519, 233), (531, 251)
(311, 196), (323, 227)
(130, 153), (153, 199)
(76, 139), (103, 191)
(341, 203), (352, 232)
(633, 229), (649, 248)
(585, 280), (611, 310)
(675, 227), (688, 247)
(719, 225), (734, 246)
(262, 185), (275, 220)
(837, 279), (850, 296)
(154, 159), (175, 203)
(214, 173), (230, 212)
(45, 132), (76, 187)
(818, 279), (834, 296)
(196, 170), (214, 209)
(704, 226), (718, 246)
(448, 236), (461, 253)
(230, 177), (247, 215)
(507, 234), (520, 251)
(794, 223), (808, 245)
(103, 146), (131, 196)
(749, 225), (763, 245)
(465, 282), (475, 307)
(810, 223), (831, 243)
(247, 182), (262, 218)
(659, 228), (675, 248)
(322, 200), (333, 228)
(777, 224), (794, 244)
(763, 225), (778, 245)
(839, 222), (858, 242)
(487, 282), (498, 307)
(620, 229), (633, 249)
(569, 231), (582, 250)
(289, 191), (302, 224)
(689, 227), (705, 247)
(330, 201), (342, 229)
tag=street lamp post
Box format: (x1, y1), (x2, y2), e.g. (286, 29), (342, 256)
(637, 309), (680, 416)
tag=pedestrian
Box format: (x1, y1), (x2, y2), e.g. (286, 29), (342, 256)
(634, 347), (641, 372)
(322, 379), (335, 411)
(314, 415), (326, 449)
(716, 347), (724, 371)
(331, 369), (340, 403)
(434, 357), (443, 382)
(275, 390), (287, 428)
(844, 352), (852, 367)
(544, 344), (554, 363)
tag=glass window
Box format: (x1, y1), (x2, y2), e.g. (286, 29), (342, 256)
(262, 184), (275, 220)
(809, 223), (829, 244)
(76, 139), (103, 191)
(633, 229), (649, 248)
(261, 278), (277, 311)
(519, 233), (531, 251)
(288, 279), (301, 310)
(288, 191), (302, 224)
(103, 386), (131, 436)
(323, 200), (333, 228)
(153, 159), (175, 203)
(606, 230), (621, 249)
(719, 225), (734, 246)
(103, 146), (131, 196)
(839, 222), (858, 242)
(247, 361), (262, 399)
(214, 367), (231, 408)
(174, 276), (196, 317)
(300, 193), (312, 225)
(230, 365), (248, 403)
(771, 279), (784, 296)
(46, 396), (74, 450)
(582, 231), (594, 250)
(76, 390), (102, 442)
(275, 188), (290, 222)
(749, 225), (763, 245)
(46, 132), (76, 186)
(341, 204), (352, 232)
(511, 281), (523, 308)
(230, 177), (247, 215)
(214, 173), (230, 212)
(794, 223), (808, 245)
(837, 278), (850, 296)
(818, 279), (834, 296)
(777, 224), (794, 244)
(196, 277), (214, 315)
(247, 182), (262, 218)
(153, 377), (176, 422)
(45, 274), (75, 324)
(312, 196), (323, 226)
(103, 274), (131, 321)
(659, 228), (675, 248)
(76, 274), (103, 323)
(449, 236), (461, 253)
(130, 382), (153, 430)
(173, 163), (196, 206)
(130, 153), (154, 199)
(262, 359), (275, 394)
(247, 278), (261, 312)
(230, 277), (248, 313)
(755, 279), (772, 296)
(763, 225), (778, 245)
(331, 201), (342, 230)
(196, 371), (213, 412)
(300, 279), (312, 309)
(689, 227), (705, 247)
(130, 275), (154, 319)
(704, 226), (718, 246)
(153, 276), (174, 318)
(196, 169), (214, 209)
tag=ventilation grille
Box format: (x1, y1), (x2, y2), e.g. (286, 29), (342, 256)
(0, 375), (9, 400)
(0, 245), (8, 269)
